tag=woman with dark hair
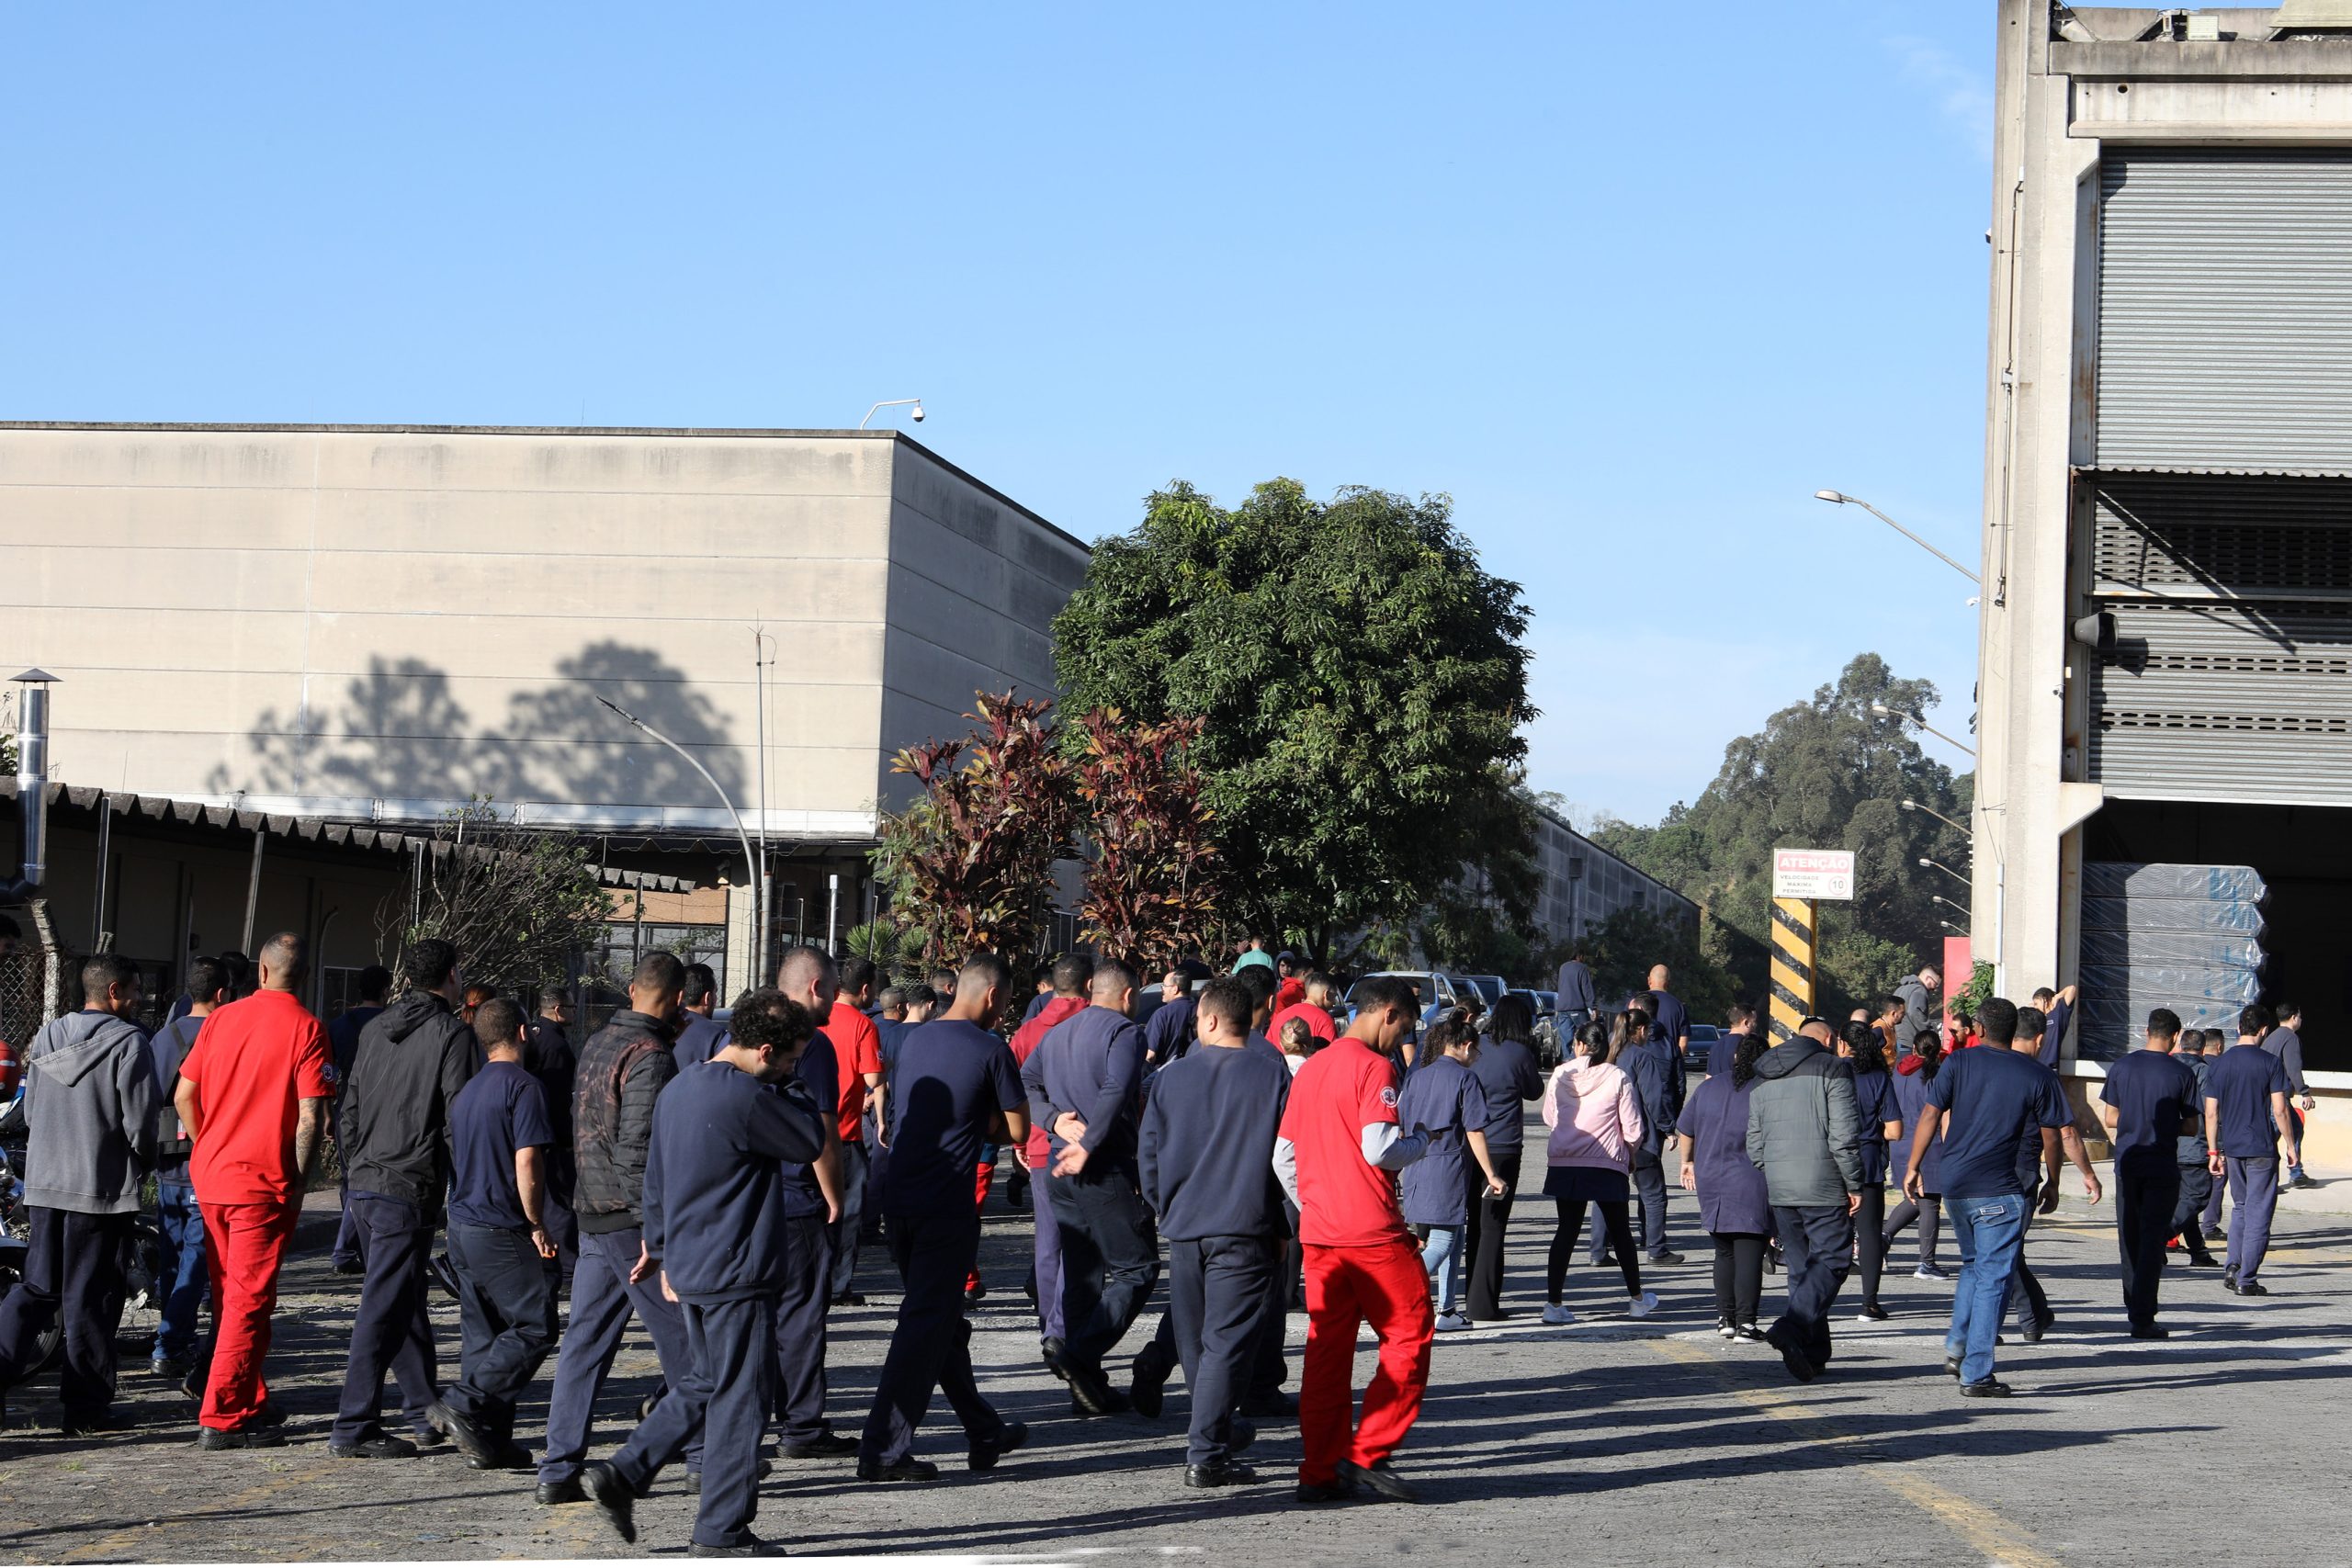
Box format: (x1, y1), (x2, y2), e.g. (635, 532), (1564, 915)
(1675, 1031), (1771, 1340)
(1838, 1020), (1905, 1319)
(1883, 1028), (1950, 1279)
(1465, 996), (1544, 1320)
(1538, 1022), (1658, 1323)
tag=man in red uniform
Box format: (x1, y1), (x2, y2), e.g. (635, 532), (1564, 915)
(1273, 975), (1432, 1505)
(1267, 972), (1340, 1052)
(175, 931), (334, 1447)
(825, 958), (886, 1305)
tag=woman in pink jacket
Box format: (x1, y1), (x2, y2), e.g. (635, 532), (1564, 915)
(1540, 1021), (1661, 1323)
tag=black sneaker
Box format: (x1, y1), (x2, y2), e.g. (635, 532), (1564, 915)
(1645, 1250), (1686, 1267)
(581, 1460), (638, 1546)
(967, 1419), (1027, 1473)
(1186, 1459), (1259, 1488)
(855, 1455), (941, 1483)
(1295, 1477), (1359, 1505)
(328, 1430), (418, 1460)
(1129, 1339), (1175, 1419)
(781, 1432), (859, 1460)
(536, 1479), (586, 1506)
(1856, 1303), (1890, 1322)
(1732, 1324), (1766, 1343)
(1960, 1378), (2013, 1398)
(2188, 1255), (2223, 1269)
(2204, 1224), (2226, 1242)
(2129, 1325), (2169, 1340)
(1337, 1459), (1419, 1503)
(688, 1539), (787, 1558)
(197, 1425), (287, 1450)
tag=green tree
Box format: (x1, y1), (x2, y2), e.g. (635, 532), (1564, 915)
(1591, 654), (1973, 1021)
(1055, 479), (1536, 964)
(1072, 710), (1227, 971)
(1586, 903), (1735, 1022)
(380, 799), (609, 996)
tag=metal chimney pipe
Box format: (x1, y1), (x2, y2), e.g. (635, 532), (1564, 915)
(1, 670), (56, 901)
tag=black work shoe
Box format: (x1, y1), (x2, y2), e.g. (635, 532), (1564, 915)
(581, 1461), (638, 1545)
(467, 1440), (535, 1472)
(968, 1419), (1027, 1472)
(436, 1403), (497, 1466)
(2204, 1224), (2226, 1242)
(536, 1479), (586, 1506)
(2129, 1325), (2169, 1340)
(1337, 1458), (1420, 1504)
(1039, 1336), (1074, 1382)
(688, 1539), (787, 1558)
(331, 1256), (365, 1277)
(685, 1461), (774, 1493)
(60, 1410), (130, 1437)
(1645, 1250), (1686, 1266)
(2188, 1255), (2223, 1269)
(855, 1455), (941, 1483)
(1186, 1459), (1259, 1488)
(1944, 1356), (1963, 1378)
(1295, 1477), (1358, 1505)
(197, 1425), (287, 1450)
(781, 1433), (859, 1460)
(2018, 1312), (2053, 1344)
(1069, 1383), (1130, 1417)
(2223, 1269), (2239, 1289)
(1238, 1390), (1297, 1420)
(2233, 1280), (2271, 1297)
(1856, 1303), (1890, 1322)
(410, 1425), (449, 1450)
(1764, 1327), (1816, 1384)
(329, 1431), (418, 1460)
(1129, 1339), (1175, 1419)
(1960, 1378), (2013, 1398)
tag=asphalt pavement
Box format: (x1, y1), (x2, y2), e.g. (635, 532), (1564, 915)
(2, 1160), (2348, 1566)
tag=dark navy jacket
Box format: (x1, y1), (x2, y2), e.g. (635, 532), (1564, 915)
(642, 1059), (827, 1303)
(1023, 1006), (1145, 1167)
(1137, 1043), (1290, 1240)
(1619, 1037), (1684, 1156)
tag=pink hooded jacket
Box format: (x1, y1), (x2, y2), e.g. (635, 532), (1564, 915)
(1542, 1058), (1645, 1172)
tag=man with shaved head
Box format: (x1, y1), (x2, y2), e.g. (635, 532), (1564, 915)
(766, 945), (854, 1459)
(1022, 960), (1157, 1416)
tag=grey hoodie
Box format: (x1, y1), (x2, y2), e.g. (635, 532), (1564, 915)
(1743, 1036), (1862, 1208)
(21, 1009), (161, 1214)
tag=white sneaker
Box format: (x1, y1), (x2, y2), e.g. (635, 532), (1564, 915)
(1434, 1312), (1472, 1332)
(1628, 1291), (1661, 1318)
(1542, 1303), (1577, 1325)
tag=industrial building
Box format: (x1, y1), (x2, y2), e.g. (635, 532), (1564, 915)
(1979, 2), (2352, 1090)
(1530, 801), (1699, 946)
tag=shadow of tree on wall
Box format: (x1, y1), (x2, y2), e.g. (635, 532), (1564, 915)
(204, 641), (746, 816)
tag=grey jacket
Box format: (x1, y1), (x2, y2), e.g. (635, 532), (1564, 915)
(21, 1010), (160, 1214)
(1744, 1037), (1862, 1207)
(1894, 977), (1937, 1046)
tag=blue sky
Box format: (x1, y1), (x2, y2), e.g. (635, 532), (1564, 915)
(4, 4), (1993, 828)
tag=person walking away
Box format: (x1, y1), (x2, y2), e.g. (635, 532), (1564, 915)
(1267, 973), (1340, 1054)
(1024, 962), (1158, 1416)
(1553, 949), (1596, 1043)
(2098, 1008), (2201, 1337)
(2199, 1028), (2231, 1239)
(147, 956), (228, 1385)
(1396, 1012), (1506, 1332)
(1744, 1018), (1864, 1383)
(2002, 1007), (2071, 1340)
(856, 952), (1030, 1483)
(2165, 1032), (2225, 1269)
(1884, 1031), (1950, 1278)
(436, 1000), (560, 1468)
(537, 953), (706, 1506)
(823, 958), (884, 1305)
(1610, 1010), (1683, 1265)
(1464, 994), (1544, 1322)
(1709, 1007), (1756, 1077)
(331, 938), (480, 1458)
(327, 964), (393, 1276)
(1136, 976), (1291, 1488)
(671, 964), (726, 1068)
(1645, 966), (1691, 1068)
(2206, 1003), (2295, 1297)
(1838, 1021), (1904, 1321)
(2262, 1003), (2317, 1190)
(1895, 965), (1941, 1050)
(1008, 954), (1088, 1365)
(578, 988), (830, 1556)
(767, 946), (854, 1460)
(0, 954), (159, 1434)
(1902, 997), (2099, 1397)
(1539, 1021), (1658, 1325)
(1677, 1031), (1772, 1340)
(520, 987), (579, 1289)
(1273, 976), (1436, 1505)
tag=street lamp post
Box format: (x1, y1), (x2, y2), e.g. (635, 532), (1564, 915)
(1917, 856), (1970, 889)
(1932, 893), (1973, 920)
(595, 695), (760, 962)
(1900, 797), (1972, 837)
(1814, 491), (1980, 583)
(1871, 702), (1978, 759)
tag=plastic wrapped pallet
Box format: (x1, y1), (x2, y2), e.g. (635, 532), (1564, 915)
(2076, 994), (2247, 1062)
(2080, 863), (2267, 905)
(2077, 930), (2266, 974)
(2077, 965), (2261, 1008)
(2081, 897), (2266, 937)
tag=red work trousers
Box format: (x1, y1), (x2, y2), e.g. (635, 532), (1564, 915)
(1299, 1236), (1433, 1485)
(965, 1161), (995, 1294)
(198, 1199), (300, 1429)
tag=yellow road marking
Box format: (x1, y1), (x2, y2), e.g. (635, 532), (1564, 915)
(1651, 1339), (2063, 1568)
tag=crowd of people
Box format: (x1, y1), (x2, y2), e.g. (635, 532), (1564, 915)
(0, 931), (2322, 1553)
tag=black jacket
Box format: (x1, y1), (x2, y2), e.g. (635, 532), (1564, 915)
(342, 991), (481, 1214)
(573, 1009), (677, 1235)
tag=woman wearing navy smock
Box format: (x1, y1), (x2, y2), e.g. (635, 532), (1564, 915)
(1839, 1020), (1905, 1320)
(1674, 1030), (1772, 1340)
(1883, 1030), (1950, 1279)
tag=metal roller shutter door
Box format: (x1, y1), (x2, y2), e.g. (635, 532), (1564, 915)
(2098, 148), (2352, 472)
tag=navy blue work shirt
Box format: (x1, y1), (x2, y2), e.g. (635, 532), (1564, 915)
(1925, 1045), (2070, 1199)
(2206, 1043), (2290, 1159)
(881, 1019), (1023, 1216)
(447, 1058), (557, 1231)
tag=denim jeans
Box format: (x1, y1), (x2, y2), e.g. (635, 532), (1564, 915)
(153, 1179), (209, 1362)
(1942, 1192), (2028, 1385)
(1417, 1224), (1465, 1314)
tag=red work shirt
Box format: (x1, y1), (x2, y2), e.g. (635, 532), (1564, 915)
(1267, 1000), (1337, 1048)
(176, 988), (334, 1206)
(1277, 1034), (1407, 1248)
(824, 1005), (885, 1144)
(1274, 977), (1306, 1014)
(1010, 995), (1085, 1167)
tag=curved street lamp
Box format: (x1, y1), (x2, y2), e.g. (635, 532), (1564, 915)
(1918, 856), (1971, 889)
(1871, 702), (1978, 760)
(595, 694), (760, 956)
(1900, 797), (1973, 837)
(1815, 490), (1980, 583)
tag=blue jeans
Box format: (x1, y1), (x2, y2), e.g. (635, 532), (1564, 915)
(1418, 1225), (1464, 1313)
(1942, 1192), (2028, 1385)
(153, 1179), (208, 1362)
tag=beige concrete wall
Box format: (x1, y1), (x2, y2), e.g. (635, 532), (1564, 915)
(0, 425), (1084, 839)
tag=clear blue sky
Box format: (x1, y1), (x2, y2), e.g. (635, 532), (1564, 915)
(5, 4), (1994, 828)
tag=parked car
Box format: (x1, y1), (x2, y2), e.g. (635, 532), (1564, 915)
(1684, 1023), (1723, 1074)
(1342, 970), (1466, 1035)
(1456, 974), (1509, 1010)
(1505, 987), (1561, 1066)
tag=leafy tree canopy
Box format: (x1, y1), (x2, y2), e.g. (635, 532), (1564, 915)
(1054, 479), (1536, 964)
(1590, 654), (1973, 1020)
